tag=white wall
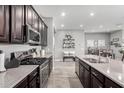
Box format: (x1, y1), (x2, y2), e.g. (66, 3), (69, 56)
(54, 29), (85, 61)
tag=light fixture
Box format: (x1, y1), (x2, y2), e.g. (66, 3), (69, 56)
(80, 24), (83, 28)
(90, 12), (95, 16)
(61, 12), (66, 16)
(99, 25), (103, 28)
(61, 24), (64, 28)
(106, 29), (110, 32)
(117, 25), (121, 28)
(118, 74), (122, 80)
(91, 29), (95, 32)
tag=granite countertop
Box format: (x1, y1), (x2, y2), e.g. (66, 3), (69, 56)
(77, 55), (124, 87)
(0, 65), (39, 88)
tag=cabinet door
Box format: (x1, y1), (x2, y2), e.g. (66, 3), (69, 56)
(105, 78), (122, 88)
(43, 25), (47, 46)
(84, 68), (90, 88)
(29, 76), (37, 88)
(0, 5), (9, 42)
(11, 5), (24, 43)
(75, 57), (79, 76)
(91, 74), (104, 88)
(14, 77), (28, 88)
(26, 6), (33, 27)
(32, 11), (39, 31)
(79, 64), (84, 85)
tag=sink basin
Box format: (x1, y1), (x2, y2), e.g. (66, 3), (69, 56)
(83, 58), (108, 63)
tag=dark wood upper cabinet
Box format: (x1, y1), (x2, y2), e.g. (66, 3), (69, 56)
(0, 5), (10, 42)
(32, 11), (39, 31)
(26, 6), (33, 27)
(41, 24), (47, 46)
(0, 5), (48, 44)
(11, 5), (24, 43)
(26, 6), (39, 32)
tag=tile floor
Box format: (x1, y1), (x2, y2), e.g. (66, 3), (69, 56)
(47, 61), (83, 88)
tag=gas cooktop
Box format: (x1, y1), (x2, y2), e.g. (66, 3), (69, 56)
(20, 58), (47, 65)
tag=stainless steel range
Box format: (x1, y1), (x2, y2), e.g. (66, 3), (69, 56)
(20, 57), (49, 88)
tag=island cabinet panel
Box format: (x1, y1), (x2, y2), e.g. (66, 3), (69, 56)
(75, 57), (123, 88)
(11, 5), (24, 43)
(90, 68), (104, 88)
(0, 5), (10, 42)
(105, 77), (122, 88)
(75, 57), (80, 76)
(91, 74), (104, 88)
(79, 60), (91, 88)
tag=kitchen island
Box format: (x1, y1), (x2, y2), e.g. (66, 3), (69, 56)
(75, 55), (124, 88)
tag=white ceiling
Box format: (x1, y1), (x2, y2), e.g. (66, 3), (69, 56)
(33, 5), (124, 32)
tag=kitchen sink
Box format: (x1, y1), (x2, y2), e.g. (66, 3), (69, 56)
(83, 58), (108, 63)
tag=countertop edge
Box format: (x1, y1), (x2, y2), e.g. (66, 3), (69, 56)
(76, 56), (124, 88)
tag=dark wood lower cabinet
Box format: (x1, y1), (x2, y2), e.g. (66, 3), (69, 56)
(75, 56), (123, 88)
(91, 74), (104, 88)
(49, 57), (53, 76)
(105, 78), (122, 88)
(14, 77), (28, 88)
(14, 67), (39, 88)
(29, 76), (37, 88)
(75, 57), (79, 76)
(79, 62), (90, 88)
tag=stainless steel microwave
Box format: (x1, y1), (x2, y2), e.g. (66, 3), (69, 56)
(26, 25), (41, 45)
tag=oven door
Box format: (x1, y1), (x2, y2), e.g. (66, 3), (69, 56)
(40, 63), (49, 88)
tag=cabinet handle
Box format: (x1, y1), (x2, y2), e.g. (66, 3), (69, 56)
(92, 72), (98, 77)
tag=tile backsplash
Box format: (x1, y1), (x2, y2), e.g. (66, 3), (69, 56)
(0, 44), (41, 60)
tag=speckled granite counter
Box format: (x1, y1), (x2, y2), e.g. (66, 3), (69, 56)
(77, 55), (124, 87)
(0, 65), (39, 88)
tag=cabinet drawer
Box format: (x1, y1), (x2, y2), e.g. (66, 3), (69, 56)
(29, 68), (38, 82)
(79, 60), (90, 71)
(91, 68), (104, 83)
(105, 78), (122, 88)
(29, 76), (37, 88)
(91, 74), (104, 88)
(14, 77), (27, 88)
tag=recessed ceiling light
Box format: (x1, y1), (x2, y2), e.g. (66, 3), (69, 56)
(90, 12), (95, 16)
(99, 25), (103, 28)
(117, 25), (121, 28)
(61, 12), (66, 16)
(61, 24), (64, 28)
(91, 30), (95, 32)
(107, 29), (110, 32)
(80, 24), (83, 28)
